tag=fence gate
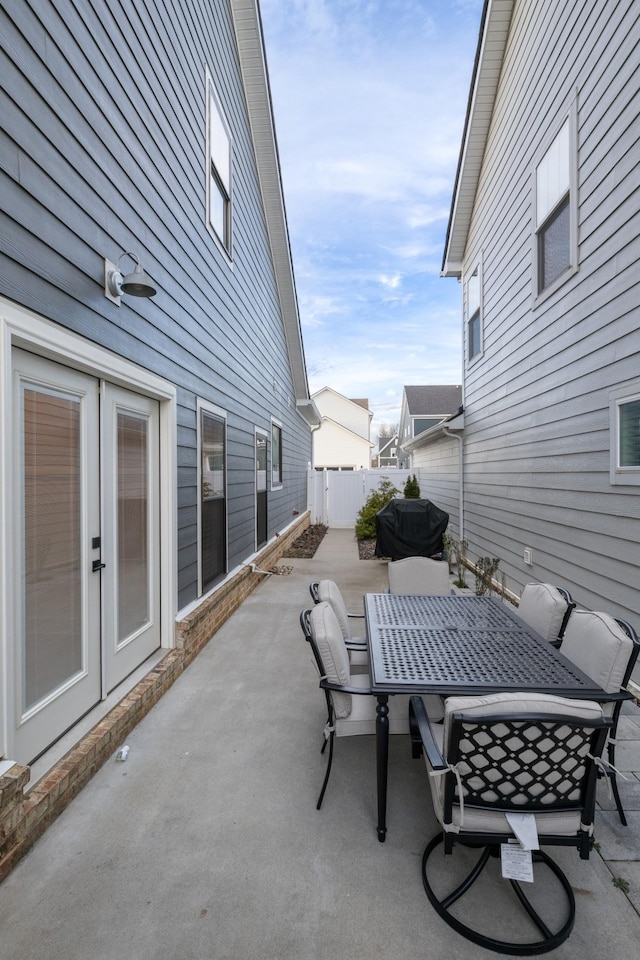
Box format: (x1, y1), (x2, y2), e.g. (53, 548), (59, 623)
(307, 469), (412, 528)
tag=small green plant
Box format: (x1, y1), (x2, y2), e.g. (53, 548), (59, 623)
(403, 473), (421, 498)
(612, 876), (630, 894)
(355, 477), (400, 540)
(475, 556), (501, 596)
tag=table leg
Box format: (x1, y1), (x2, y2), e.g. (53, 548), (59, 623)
(376, 694), (389, 842)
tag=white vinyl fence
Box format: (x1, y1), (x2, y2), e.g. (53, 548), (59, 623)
(307, 469), (413, 528)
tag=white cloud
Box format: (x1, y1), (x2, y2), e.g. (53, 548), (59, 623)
(261, 0), (482, 418)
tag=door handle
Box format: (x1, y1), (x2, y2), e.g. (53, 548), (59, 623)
(92, 559), (106, 572)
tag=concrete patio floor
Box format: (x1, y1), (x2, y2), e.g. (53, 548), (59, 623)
(1, 528), (639, 959)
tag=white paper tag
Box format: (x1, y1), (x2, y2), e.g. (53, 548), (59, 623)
(505, 812), (539, 851)
(501, 843), (534, 882)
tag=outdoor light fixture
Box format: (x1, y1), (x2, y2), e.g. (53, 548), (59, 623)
(104, 252), (157, 304)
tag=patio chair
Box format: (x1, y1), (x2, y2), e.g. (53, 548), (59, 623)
(309, 579), (368, 671)
(517, 583), (576, 646)
(387, 556), (450, 596)
(559, 610), (640, 825)
(300, 602), (409, 809)
(409, 691), (611, 955)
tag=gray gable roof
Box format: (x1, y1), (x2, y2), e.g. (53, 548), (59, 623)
(404, 385), (462, 416)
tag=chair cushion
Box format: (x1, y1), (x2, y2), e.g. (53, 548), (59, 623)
(560, 610), (634, 695)
(317, 580), (353, 640)
(309, 602), (352, 718)
(517, 583), (568, 642)
(388, 557), (450, 596)
(335, 678), (411, 736)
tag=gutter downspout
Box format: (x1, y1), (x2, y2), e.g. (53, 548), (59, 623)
(442, 427), (464, 540)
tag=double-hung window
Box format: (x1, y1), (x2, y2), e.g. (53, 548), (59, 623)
(535, 110), (577, 296)
(467, 264), (481, 362)
(207, 77), (232, 253)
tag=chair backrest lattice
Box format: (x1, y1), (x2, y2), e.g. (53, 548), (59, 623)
(445, 713), (609, 812)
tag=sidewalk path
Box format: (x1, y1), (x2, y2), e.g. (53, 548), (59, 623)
(0, 528), (638, 959)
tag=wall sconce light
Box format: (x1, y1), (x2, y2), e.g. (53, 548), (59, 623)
(104, 252), (157, 305)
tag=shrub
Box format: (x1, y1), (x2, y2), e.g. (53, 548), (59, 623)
(443, 535), (469, 587)
(355, 477), (400, 540)
(474, 556), (501, 595)
(403, 473), (421, 498)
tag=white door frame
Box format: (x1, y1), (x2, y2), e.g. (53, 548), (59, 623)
(0, 298), (177, 761)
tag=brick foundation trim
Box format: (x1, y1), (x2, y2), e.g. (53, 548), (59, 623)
(0, 513), (309, 884)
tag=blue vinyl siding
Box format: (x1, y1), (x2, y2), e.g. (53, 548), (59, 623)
(1, 0), (312, 610)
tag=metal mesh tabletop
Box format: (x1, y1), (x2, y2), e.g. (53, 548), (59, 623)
(365, 594), (603, 696)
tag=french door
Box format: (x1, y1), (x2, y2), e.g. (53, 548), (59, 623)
(12, 350), (160, 763)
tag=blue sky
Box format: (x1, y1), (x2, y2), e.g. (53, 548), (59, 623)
(259, 0), (484, 438)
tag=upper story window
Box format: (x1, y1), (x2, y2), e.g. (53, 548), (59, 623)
(534, 107), (577, 298)
(467, 264), (482, 362)
(271, 420), (283, 488)
(207, 77), (232, 254)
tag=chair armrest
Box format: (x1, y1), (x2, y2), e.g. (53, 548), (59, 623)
(319, 678), (372, 695)
(345, 640), (367, 651)
(409, 696), (447, 768)
(347, 612), (365, 620)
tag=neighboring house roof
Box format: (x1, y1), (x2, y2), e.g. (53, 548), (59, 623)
(441, 0), (515, 277)
(404, 385), (463, 415)
(378, 434), (398, 453)
(318, 418), (374, 449)
(402, 408), (465, 453)
(231, 1), (319, 426)
(312, 386), (373, 416)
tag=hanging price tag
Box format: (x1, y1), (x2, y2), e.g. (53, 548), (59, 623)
(501, 842), (534, 882)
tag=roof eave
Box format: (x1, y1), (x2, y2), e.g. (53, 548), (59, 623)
(231, 0), (311, 402)
(401, 410), (465, 453)
(441, 0), (515, 276)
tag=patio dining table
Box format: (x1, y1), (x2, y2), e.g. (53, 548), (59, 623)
(364, 592), (628, 842)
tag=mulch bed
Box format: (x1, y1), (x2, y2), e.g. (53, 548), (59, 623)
(282, 526), (383, 561)
(357, 538), (378, 559)
(282, 524), (328, 558)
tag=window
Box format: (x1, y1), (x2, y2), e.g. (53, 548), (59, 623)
(207, 77), (231, 253)
(271, 421), (282, 488)
(198, 402), (227, 591)
(467, 265), (481, 361)
(610, 389), (640, 485)
(619, 399), (640, 466)
(535, 112), (576, 296)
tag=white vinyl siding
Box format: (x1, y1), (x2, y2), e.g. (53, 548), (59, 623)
(457, 0), (640, 627)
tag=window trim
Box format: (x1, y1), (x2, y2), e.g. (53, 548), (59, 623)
(271, 419), (283, 490)
(205, 70), (233, 259)
(465, 260), (483, 365)
(533, 101), (578, 304)
(610, 385), (640, 486)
